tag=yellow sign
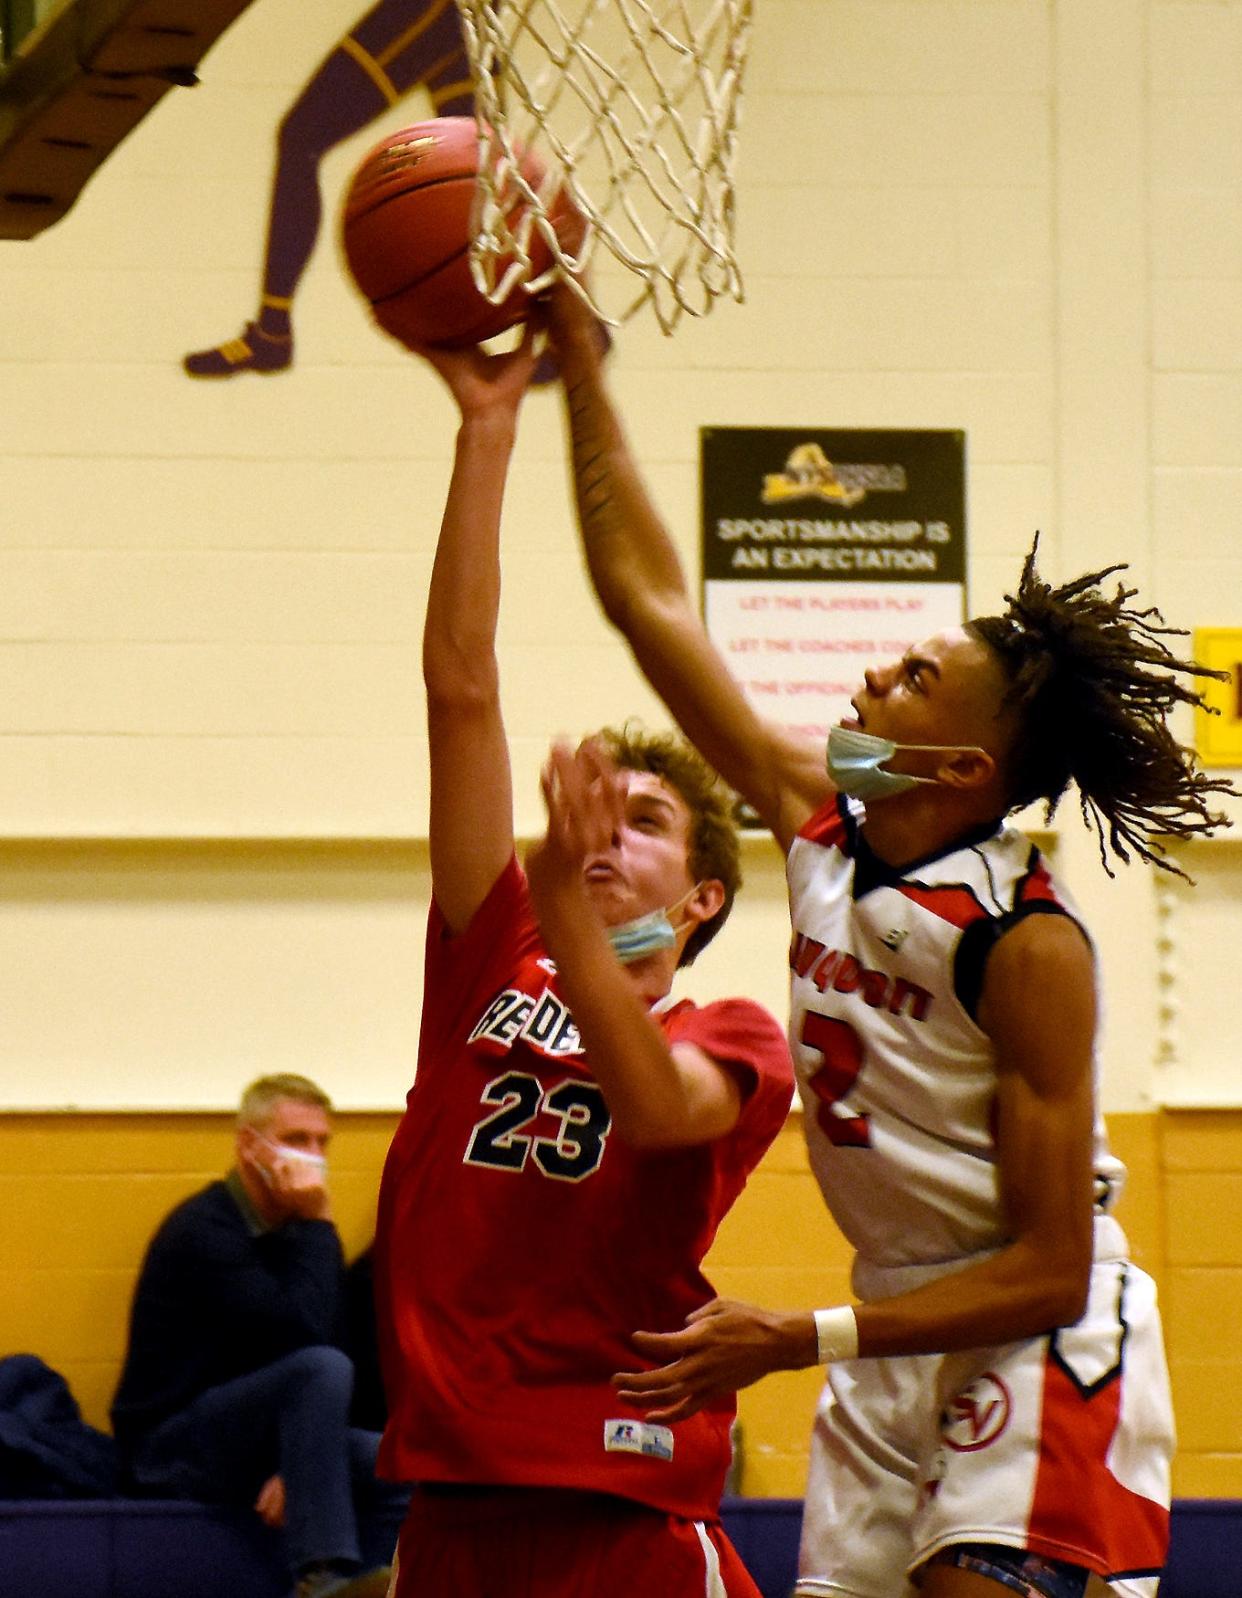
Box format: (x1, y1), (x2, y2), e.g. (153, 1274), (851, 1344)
(1194, 629), (1242, 767)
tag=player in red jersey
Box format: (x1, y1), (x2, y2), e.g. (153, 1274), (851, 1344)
(372, 327), (794, 1598)
(543, 284), (1236, 1598)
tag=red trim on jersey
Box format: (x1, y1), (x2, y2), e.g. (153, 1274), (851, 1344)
(798, 796), (853, 852)
(1025, 1354), (1169, 1578)
(895, 881), (990, 930)
(1019, 855), (1064, 907)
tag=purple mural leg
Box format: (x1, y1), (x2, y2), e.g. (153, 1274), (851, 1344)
(184, 0), (474, 379)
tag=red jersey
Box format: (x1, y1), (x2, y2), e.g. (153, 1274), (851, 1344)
(375, 856), (793, 1519)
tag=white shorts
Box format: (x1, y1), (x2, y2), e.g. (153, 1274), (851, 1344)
(795, 1258), (1174, 1598)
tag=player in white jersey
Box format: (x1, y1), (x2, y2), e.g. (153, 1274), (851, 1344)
(544, 287), (1236, 1598)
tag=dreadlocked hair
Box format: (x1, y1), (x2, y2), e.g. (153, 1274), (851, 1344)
(966, 539), (1235, 877)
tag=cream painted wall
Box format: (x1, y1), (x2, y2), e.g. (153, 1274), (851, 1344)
(0, 834), (795, 1110)
(0, 0), (1239, 1110)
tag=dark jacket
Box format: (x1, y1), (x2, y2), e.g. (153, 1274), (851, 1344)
(110, 1177), (344, 1455)
(0, 1354), (119, 1498)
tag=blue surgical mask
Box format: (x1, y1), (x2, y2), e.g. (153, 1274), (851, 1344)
(606, 884), (702, 965)
(825, 725), (980, 803)
(607, 906), (677, 963)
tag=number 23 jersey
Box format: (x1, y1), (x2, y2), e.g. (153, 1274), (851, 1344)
(374, 855), (793, 1517)
(786, 796), (1125, 1275)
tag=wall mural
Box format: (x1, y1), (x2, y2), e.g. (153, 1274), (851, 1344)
(183, 0), (474, 379)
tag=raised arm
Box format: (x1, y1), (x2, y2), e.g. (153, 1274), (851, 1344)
(524, 740), (744, 1149)
(421, 335), (540, 932)
(548, 289), (831, 850)
(615, 914), (1097, 1415)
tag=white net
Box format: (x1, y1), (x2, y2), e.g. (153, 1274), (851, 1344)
(454, 0), (754, 333)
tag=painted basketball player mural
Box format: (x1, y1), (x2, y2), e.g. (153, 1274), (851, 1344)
(183, 0), (474, 379)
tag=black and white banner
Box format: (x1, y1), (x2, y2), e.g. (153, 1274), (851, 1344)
(702, 427), (967, 746)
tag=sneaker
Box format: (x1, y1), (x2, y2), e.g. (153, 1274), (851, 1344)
(294, 1565), (393, 1598)
(184, 321), (292, 378)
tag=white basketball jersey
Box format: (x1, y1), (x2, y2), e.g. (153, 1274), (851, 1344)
(786, 796), (1126, 1274)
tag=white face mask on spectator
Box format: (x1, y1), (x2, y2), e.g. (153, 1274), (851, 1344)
(256, 1134), (328, 1179)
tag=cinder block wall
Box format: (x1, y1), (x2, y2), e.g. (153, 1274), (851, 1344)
(0, 0), (1239, 1508)
(1, 1107), (1236, 1499)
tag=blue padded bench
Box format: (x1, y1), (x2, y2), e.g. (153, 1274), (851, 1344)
(0, 1495), (1237, 1598)
(0, 1496), (407, 1598)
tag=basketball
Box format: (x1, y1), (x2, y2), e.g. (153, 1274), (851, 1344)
(341, 117), (580, 351)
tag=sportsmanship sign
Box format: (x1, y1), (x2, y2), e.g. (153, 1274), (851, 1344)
(702, 427), (967, 745)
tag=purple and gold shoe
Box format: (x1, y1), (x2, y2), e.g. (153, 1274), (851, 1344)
(183, 321), (292, 378)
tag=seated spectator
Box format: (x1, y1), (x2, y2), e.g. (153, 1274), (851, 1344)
(111, 1073), (400, 1598)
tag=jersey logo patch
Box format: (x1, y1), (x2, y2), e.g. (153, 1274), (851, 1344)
(603, 1419), (674, 1461)
(942, 1372), (1012, 1452)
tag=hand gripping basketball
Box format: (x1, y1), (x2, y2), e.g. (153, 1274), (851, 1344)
(341, 117), (583, 351)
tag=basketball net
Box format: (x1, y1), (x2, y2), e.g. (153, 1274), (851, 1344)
(454, 0), (754, 333)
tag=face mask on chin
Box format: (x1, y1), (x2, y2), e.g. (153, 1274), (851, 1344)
(606, 883), (703, 965)
(826, 725), (984, 803)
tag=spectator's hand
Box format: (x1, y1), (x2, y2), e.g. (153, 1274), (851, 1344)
(269, 1150), (332, 1223)
(254, 1472), (286, 1528)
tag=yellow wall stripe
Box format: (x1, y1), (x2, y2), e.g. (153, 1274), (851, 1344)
(430, 77), (475, 112)
(377, 0), (454, 71)
(338, 34), (400, 107)
(3, 1108), (1238, 1497)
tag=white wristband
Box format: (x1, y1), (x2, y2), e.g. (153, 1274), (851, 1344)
(813, 1306), (859, 1366)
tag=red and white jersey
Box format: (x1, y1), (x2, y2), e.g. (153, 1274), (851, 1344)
(375, 856), (794, 1519)
(786, 796), (1126, 1274)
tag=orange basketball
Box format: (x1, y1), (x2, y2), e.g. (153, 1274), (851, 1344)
(341, 117), (581, 350)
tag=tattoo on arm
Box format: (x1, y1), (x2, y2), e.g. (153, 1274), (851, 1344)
(567, 380), (617, 533)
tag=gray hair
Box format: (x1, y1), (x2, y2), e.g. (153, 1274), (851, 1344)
(237, 1073), (332, 1129)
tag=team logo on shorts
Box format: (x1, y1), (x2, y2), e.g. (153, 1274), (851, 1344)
(941, 1372), (1012, 1452)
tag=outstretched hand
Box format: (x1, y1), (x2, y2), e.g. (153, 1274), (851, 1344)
(613, 1298), (817, 1423)
(525, 737), (625, 922)
(413, 317), (544, 421)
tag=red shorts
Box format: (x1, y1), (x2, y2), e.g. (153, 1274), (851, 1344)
(390, 1484), (761, 1598)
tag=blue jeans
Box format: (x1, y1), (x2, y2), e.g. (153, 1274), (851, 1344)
(129, 1345), (406, 1573)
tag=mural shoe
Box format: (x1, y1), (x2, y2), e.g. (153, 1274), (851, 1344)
(184, 321), (292, 378)
(293, 1563), (393, 1598)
